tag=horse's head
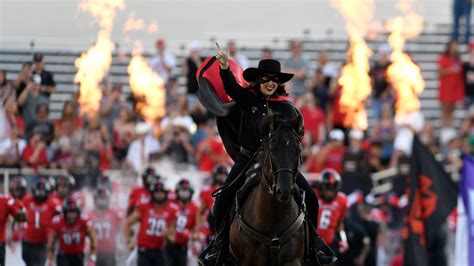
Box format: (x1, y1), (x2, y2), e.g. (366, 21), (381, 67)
(259, 109), (304, 202)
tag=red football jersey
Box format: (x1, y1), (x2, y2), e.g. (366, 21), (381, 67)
(90, 208), (121, 252)
(316, 192), (348, 245)
(23, 196), (62, 243)
(128, 187), (150, 210)
(51, 214), (91, 255)
(49, 192), (61, 203)
(199, 185), (218, 212)
(169, 201), (199, 245)
(0, 195), (23, 242)
(136, 203), (177, 249)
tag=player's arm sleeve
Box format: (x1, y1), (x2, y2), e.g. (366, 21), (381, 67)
(8, 198), (27, 222)
(123, 208), (141, 244)
(47, 220), (59, 261)
(86, 220), (98, 255)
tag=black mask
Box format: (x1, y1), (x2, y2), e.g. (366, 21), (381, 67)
(257, 75), (280, 84)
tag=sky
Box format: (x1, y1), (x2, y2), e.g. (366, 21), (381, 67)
(0, 0), (450, 51)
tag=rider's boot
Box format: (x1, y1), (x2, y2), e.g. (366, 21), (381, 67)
(307, 222), (336, 265)
(198, 223), (228, 266)
(198, 192), (230, 266)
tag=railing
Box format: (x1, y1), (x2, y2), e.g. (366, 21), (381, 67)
(370, 164), (460, 195)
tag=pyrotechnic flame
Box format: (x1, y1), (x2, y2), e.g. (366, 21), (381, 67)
(331, 0), (374, 130)
(75, 0), (125, 117)
(386, 0), (425, 116)
(128, 42), (166, 123)
(123, 12), (146, 32)
(123, 13), (158, 33)
(148, 21), (159, 33)
(78, 0), (125, 30)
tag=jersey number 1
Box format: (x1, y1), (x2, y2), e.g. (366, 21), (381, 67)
(34, 211), (40, 229)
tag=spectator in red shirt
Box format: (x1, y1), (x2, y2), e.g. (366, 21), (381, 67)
(315, 129), (346, 173)
(297, 92), (326, 144)
(195, 122), (229, 172)
(438, 40), (465, 128)
(22, 131), (48, 170)
(3, 95), (25, 137)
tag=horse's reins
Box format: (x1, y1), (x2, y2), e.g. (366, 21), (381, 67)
(236, 124), (306, 266)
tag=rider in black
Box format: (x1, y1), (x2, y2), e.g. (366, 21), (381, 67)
(199, 44), (334, 265)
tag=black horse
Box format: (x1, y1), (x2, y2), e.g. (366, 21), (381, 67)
(228, 111), (310, 265)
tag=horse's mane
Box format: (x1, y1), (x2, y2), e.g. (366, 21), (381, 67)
(260, 109), (304, 138)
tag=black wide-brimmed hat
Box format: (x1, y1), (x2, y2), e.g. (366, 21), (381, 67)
(243, 59), (294, 83)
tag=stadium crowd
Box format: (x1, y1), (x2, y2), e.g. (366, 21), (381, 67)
(0, 38), (473, 266)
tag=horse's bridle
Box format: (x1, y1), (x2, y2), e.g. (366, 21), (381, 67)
(260, 124), (302, 197)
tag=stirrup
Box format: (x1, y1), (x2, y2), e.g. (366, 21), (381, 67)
(198, 242), (218, 266)
(305, 222), (336, 265)
(199, 225), (229, 266)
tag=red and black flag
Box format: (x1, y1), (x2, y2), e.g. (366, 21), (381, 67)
(403, 136), (458, 266)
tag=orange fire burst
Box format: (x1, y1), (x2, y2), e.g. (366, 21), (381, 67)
(123, 13), (158, 33)
(386, 0), (425, 116)
(128, 42), (166, 123)
(123, 12), (146, 32)
(75, 0), (125, 117)
(331, 0), (374, 130)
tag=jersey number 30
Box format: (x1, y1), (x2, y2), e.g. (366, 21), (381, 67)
(146, 218), (165, 236)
